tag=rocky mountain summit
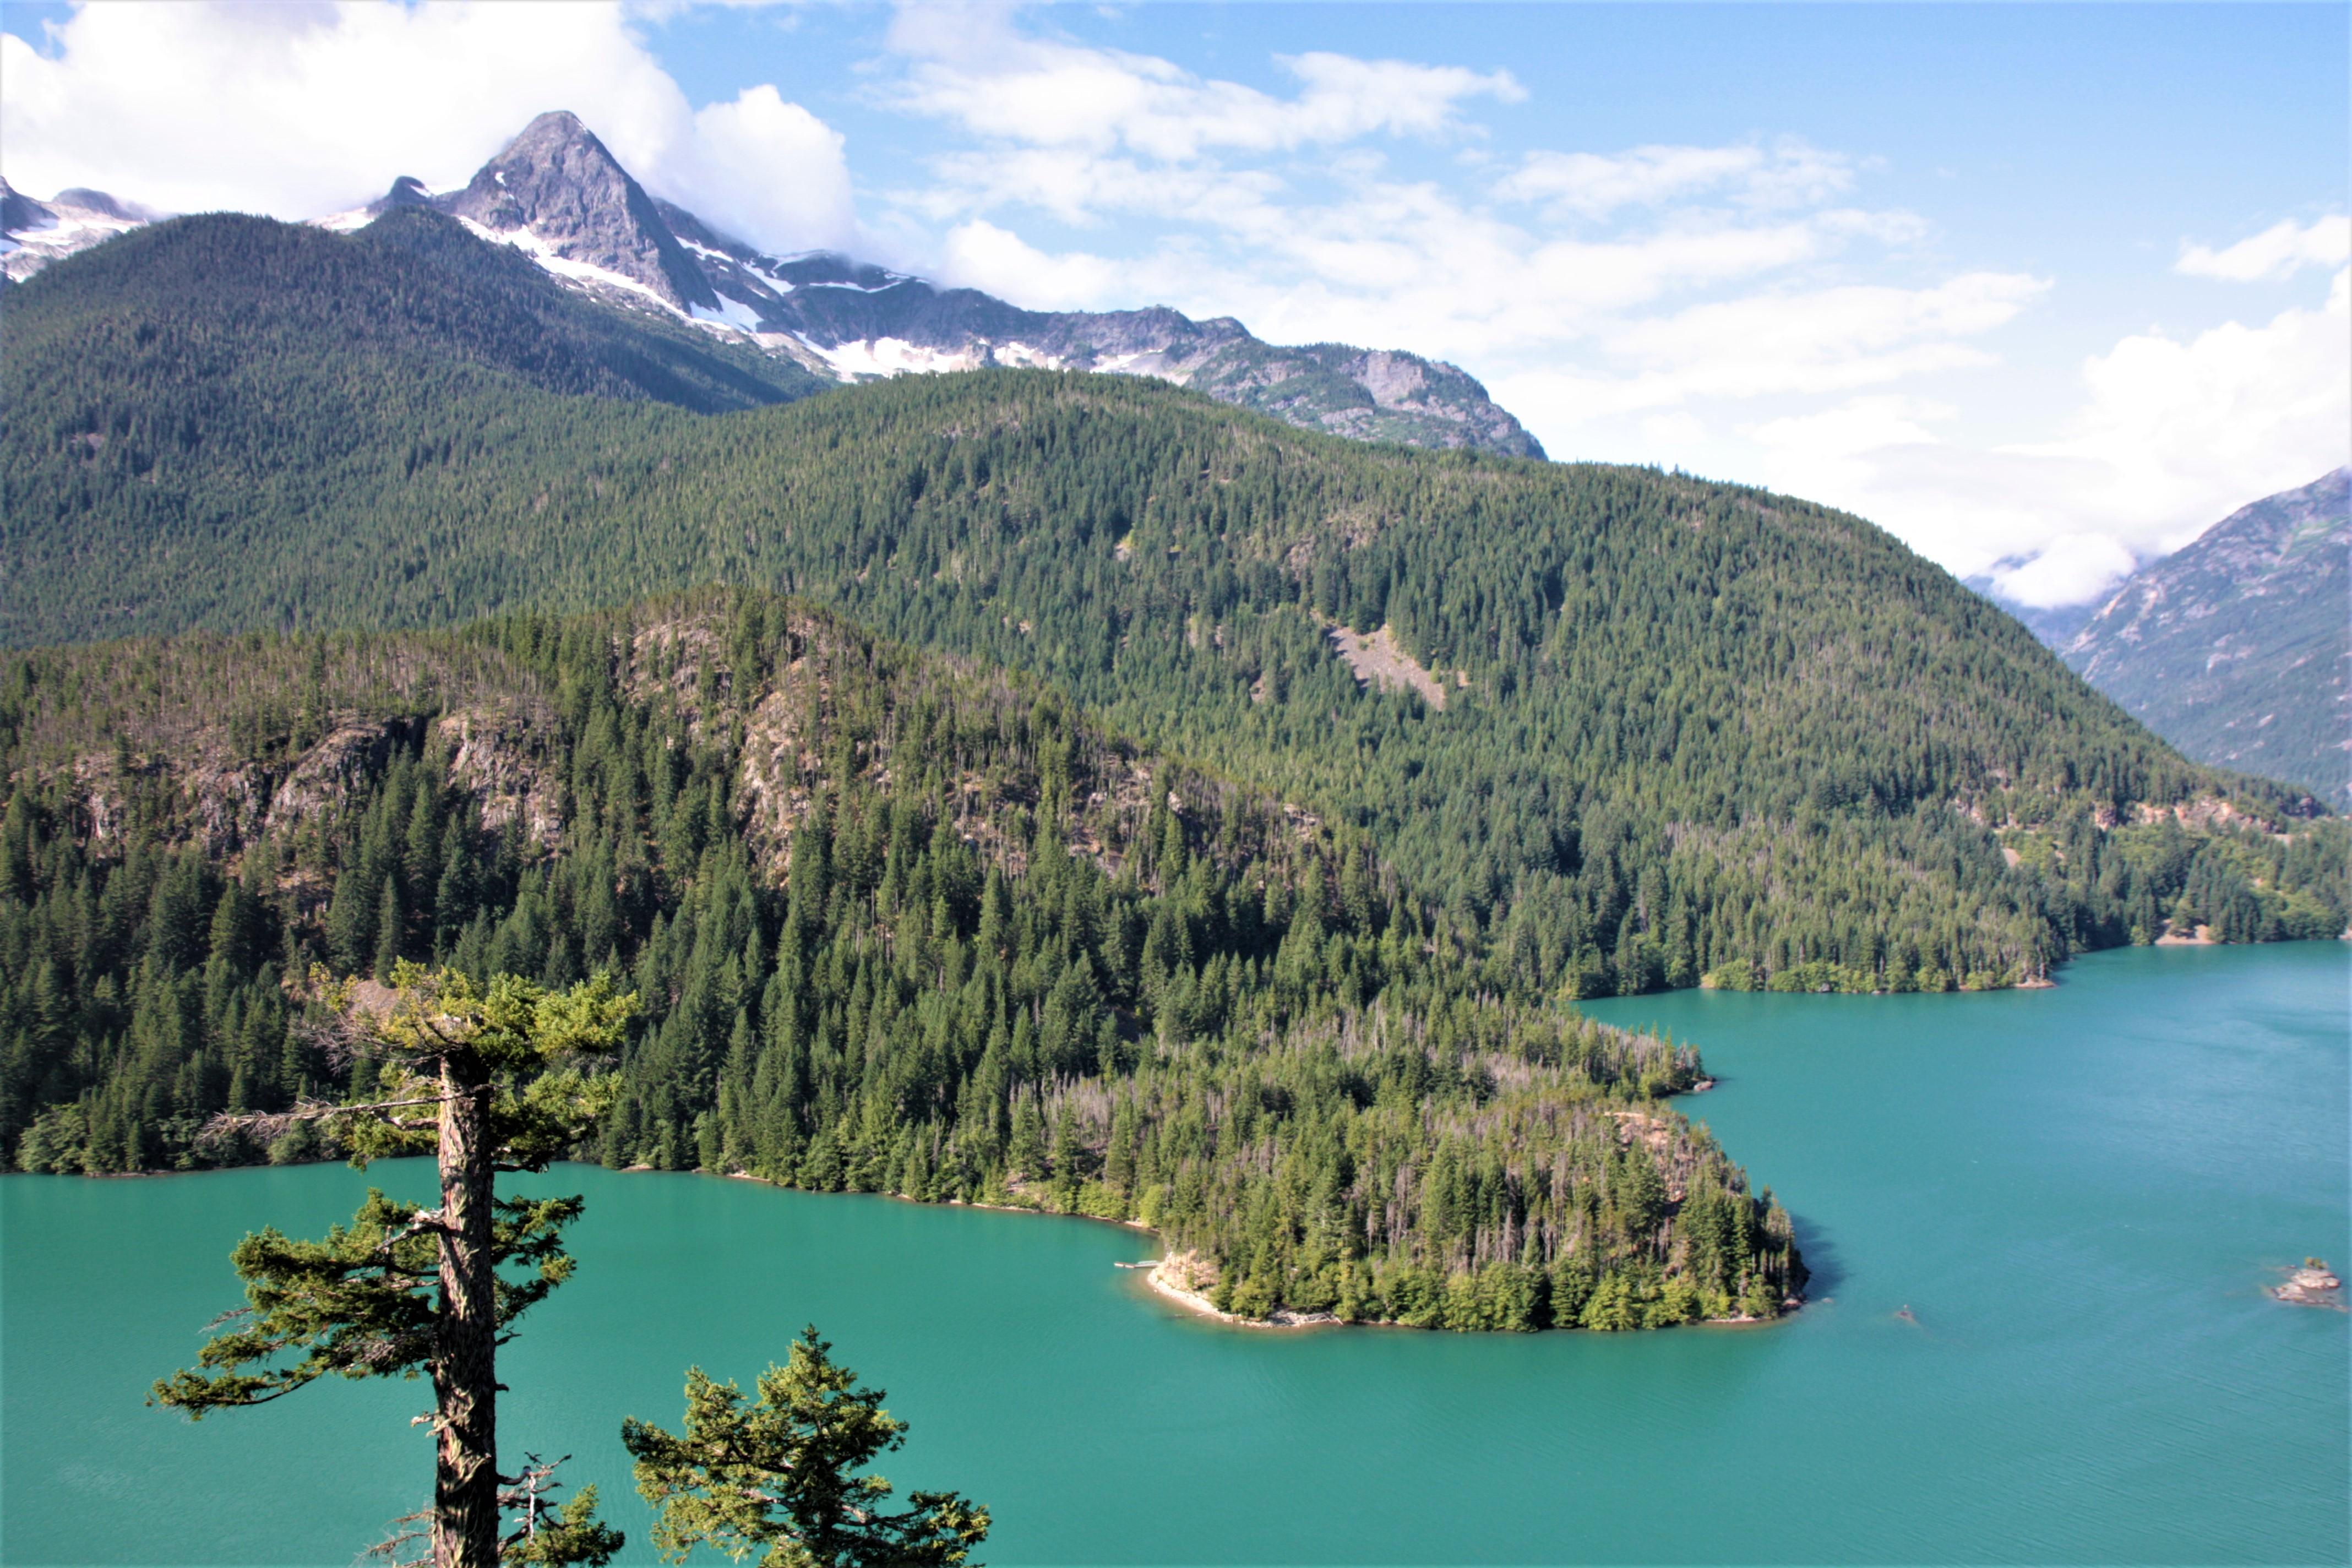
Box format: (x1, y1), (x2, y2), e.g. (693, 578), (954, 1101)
(2055, 468), (2350, 806)
(433, 110), (724, 317)
(4, 111), (1541, 458)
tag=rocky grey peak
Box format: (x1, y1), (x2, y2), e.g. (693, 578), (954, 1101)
(0, 176), (45, 235)
(1178, 337), (1543, 458)
(379, 175), (433, 210)
(438, 109), (718, 312)
(2057, 467), (2349, 805)
(628, 219), (1547, 455)
(15, 110), (1545, 457)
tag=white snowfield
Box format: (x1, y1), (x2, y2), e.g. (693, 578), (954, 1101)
(689, 293), (764, 332)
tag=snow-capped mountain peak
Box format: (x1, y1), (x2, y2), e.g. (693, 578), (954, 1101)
(438, 110), (718, 315)
(1, 178), (159, 282)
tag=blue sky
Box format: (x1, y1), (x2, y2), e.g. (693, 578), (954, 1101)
(3, 2), (2344, 603)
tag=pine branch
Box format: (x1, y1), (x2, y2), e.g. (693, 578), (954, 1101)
(194, 1094), (454, 1151)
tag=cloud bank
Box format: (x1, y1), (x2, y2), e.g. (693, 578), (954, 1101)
(1754, 262), (2350, 606)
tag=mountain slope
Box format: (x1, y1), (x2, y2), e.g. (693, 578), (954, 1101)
(2055, 469), (2350, 806)
(7, 251), (2341, 995)
(0, 589), (1805, 1329)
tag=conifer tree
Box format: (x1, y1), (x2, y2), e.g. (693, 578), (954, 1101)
(622, 1327), (990, 1567)
(152, 965), (636, 1568)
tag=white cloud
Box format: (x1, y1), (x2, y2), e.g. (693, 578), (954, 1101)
(923, 157), (1962, 382)
(2015, 266), (2350, 537)
(1751, 269), (2352, 605)
(911, 147), (1287, 230)
(2177, 214), (2349, 282)
(1992, 533), (2141, 608)
(0, 1), (858, 253)
(938, 218), (1131, 307)
(885, 7), (1519, 161)
(1597, 271), (2045, 401)
(1493, 139), (1855, 219)
(875, 10), (2015, 462)
(663, 85), (857, 253)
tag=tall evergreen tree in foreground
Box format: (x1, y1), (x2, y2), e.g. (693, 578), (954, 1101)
(151, 966), (634, 1568)
(624, 1327), (990, 1567)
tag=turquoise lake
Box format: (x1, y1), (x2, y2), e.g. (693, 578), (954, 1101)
(4, 941), (2345, 1565)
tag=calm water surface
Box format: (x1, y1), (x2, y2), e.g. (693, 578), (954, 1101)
(5, 943), (2345, 1565)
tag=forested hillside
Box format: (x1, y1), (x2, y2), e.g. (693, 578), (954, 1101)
(2, 206), (822, 448)
(4, 217), (2343, 997)
(0, 592), (1803, 1329)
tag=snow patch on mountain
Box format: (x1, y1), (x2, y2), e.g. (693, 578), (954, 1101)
(690, 293), (764, 333)
(458, 217), (681, 314)
(814, 337), (994, 379)
(993, 342), (1063, 370)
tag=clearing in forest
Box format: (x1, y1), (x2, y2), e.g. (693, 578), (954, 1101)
(1330, 623), (1451, 710)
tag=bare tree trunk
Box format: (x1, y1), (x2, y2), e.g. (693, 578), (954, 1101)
(433, 1049), (499, 1568)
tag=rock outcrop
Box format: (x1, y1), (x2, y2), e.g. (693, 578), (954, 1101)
(433, 706), (563, 850)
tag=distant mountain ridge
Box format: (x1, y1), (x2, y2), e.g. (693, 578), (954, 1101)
(1, 110), (1544, 459)
(0, 176), (155, 284)
(2052, 468), (2350, 807)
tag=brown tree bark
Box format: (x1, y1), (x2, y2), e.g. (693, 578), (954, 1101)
(433, 1048), (499, 1568)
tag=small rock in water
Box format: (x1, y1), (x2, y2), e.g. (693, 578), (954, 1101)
(2269, 1257), (2344, 1308)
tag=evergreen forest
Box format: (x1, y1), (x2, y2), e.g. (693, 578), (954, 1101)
(5, 213), (2340, 1010)
(0, 592), (1805, 1329)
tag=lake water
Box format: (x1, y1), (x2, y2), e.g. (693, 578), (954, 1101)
(5, 942), (2345, 1565)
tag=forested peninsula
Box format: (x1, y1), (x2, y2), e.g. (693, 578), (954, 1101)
(0, 594), (1802, 1330)
(4, 211), (2343, 1008)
